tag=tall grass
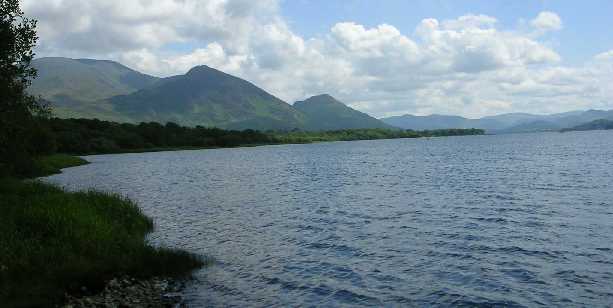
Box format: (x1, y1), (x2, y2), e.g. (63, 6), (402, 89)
(0, 179), (203, 307)
(32, 154), (89, 177)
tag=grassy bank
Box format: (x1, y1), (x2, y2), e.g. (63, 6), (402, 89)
(0, 159), (203, 307)
(33, 154), (89, 177)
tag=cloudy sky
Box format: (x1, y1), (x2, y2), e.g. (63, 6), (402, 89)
(22, 0), (613, 118)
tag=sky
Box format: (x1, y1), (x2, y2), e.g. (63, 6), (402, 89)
(22, 0), (613, 118)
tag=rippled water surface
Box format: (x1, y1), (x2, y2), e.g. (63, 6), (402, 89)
(45, 131), (613, 307)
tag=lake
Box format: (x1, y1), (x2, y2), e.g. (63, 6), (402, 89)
(44, 131), (613, 307)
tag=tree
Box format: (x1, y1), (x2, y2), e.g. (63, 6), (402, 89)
(0, 0), (42, 176)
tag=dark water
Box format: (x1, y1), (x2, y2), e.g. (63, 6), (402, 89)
(45, 131), (613, 307)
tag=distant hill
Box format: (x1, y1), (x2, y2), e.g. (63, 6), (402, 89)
(293, 94), (392, 130)
(561, 119), (613, 132)
(110, 65), (306, 130)
(502, 120), (563, 133)
(480, 113), (543, 127)
(500, 110), (613, 133)
(381, 114), (502, 130)
(381, 109), (613, 133)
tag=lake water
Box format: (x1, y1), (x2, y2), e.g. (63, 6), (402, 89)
(44, 131), (613, 307)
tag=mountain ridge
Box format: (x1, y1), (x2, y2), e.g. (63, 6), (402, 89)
(30, 58), (391, 131)
(109, 64), (307, 130)
(30, 57), (159, 104)
(30, 57), (613, 133)
(381, 110), (613, 133)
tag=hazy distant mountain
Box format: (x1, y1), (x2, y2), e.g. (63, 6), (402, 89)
(502, 120), (563, 133)
(110, 65), (307, 130)
(552, 110), (613, 126)
(501, 110), (613, 133)
(293, 94), (392, 130)
(381, 110), (613, 133)
(381, 114), (503, 130)
(561, 119), (613, 132)
(480, 113), (543, 127)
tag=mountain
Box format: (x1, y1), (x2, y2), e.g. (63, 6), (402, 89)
(501, 109), (613, 133)
(32, 58), (388, 131)
(381, 114), (503, 130)
(29, 58), (158, 119)
(561, 119), (613, 132)
(502, 120), (563, 133)
(480, 113), (544, 127)
(30, 57), (159, 103)
(551, 109), (613, 126)
(293, 94), (392, 130)
(30, 57), (613, 133)
(109, 65), (306, 130)
(381, 109), (613, 133)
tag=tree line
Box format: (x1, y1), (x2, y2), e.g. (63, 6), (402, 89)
(42, 118), (276, 155)
(274, 127), (485, 143)
(35, 118), (486, 156)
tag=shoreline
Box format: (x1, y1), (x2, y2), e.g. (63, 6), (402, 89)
(67, 131), (486, 158)
(0, 157), (204, 307)
(62, 276), (187, 308)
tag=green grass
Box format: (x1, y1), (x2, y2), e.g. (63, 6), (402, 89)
(33, 154), (89, 177)
(0, 178), (204, 307)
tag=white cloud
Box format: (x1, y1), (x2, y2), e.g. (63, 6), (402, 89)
(441, 14), (498, 30)
(595, 50), (613, 61)
(22, 2), (613, 118)
(531, 11), (563, 33)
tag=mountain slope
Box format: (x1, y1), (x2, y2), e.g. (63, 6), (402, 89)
(502, 120), (563, 133)
(293, 94), (392, 130)
(29, 57), (159, 121)
(480, 113), (544, 127)
(30, 57), (159, 104)
(561, 119), (613, 132)
(110, 65), (306, 130)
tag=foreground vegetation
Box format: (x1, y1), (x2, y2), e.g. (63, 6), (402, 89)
(0, 2), (205, 307)
(0, 177), (204, 307)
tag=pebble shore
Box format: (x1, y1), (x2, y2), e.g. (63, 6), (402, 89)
(62, 277), (187, 308)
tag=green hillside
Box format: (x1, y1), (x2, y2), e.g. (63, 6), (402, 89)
(28, 58), (400, 131)
(293, 94), (392, 130)
(30, 57), (158, 103)
(29, 57), (158, 121)
(109, 65), (306, 130)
